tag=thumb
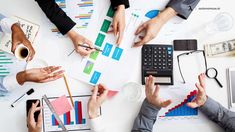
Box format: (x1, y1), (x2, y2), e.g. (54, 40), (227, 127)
(186, 102), (198, 108)
(11, 41), (18, 53)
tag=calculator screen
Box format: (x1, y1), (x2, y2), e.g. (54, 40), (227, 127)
(231, 71), (235, 103)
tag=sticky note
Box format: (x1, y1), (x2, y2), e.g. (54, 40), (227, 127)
(100, 19), (111, 33)
(95, 33), (105, 47)
(107, 90), (118, 99)
(83, 61), (94, 74)
(112, 47), (123, 61)
(90, 71), (101, 84)
(89, 50), (99, 60)
(106, 6), (115, 18)
(102, 43), (113, 57)
(51, 95), (72, 116)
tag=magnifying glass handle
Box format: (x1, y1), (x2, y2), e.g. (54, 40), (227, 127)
(215, 78), (223, 88)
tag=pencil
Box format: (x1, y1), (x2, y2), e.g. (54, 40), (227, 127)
(77, 44), (103, 52)
(63, 75), (74, 107)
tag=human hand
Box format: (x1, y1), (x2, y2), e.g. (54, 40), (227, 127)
(187, 73), (208, 108)
(145, 75), (172, 108)
(16, 66), (65, 85)
(11, 23), (35, 61)
(88, 84), (108, 119)
(27, 100), (43, 132)
(134, 7), (177, 47)
(111, 5), (125, 45)
(67, 30), (95, 57)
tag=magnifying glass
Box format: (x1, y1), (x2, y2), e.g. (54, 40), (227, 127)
(206, 67), (223, 88)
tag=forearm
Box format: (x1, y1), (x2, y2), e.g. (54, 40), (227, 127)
(131, 99), (160, 132)
(35, 0), (76, 35)
(199, 97), (235, 132)
(166, 0), (200, 19)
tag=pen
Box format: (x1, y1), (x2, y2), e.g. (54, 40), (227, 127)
(68, 44), (103, 56)
(11, 88), (34, 107)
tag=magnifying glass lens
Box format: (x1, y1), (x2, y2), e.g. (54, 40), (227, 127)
(207, 68), (217, 78)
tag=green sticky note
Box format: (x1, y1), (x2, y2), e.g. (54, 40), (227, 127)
(89, 50), (99, 60)
(95, 33), (105, 47)
(106, 6), (115, 18)
(83, 61), (94, 75)
(100, 19), (111, 33)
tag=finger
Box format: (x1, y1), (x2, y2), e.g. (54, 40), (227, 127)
(195, 83), (204, 93)
(48, 66), (62, 74)
(84, 39), (94, 48)
(43, 66), (56, 73)
(154, 85), (160, 96)
(113, 21), (118, 37)
(11, 41), (18, 53)
(28, 103), (36, 123)
(91, 85), (99, 100)
(99, 88), (108, 103)
(186, 102), (198, 108)
(161, 100), (172, 108)
(134, 35), (151, 47)
(135, 24), (145, 35)
(199, 73), (206, 88)
(116, 24), (124, 45)
(37, 112), (43, 127)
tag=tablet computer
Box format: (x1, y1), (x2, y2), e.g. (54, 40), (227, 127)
(227, 67), (235, 108)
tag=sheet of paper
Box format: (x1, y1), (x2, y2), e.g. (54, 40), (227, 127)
(50, 95), (73, 116)
(66, 0), (143, 91)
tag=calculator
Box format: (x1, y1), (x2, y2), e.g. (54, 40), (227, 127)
(141, 44), (173, 85)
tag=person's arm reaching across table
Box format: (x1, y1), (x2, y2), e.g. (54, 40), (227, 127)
(88, 84), (109, 132)
(134, 0), (200, 47)
(109, 0), (129, 45)
(0, 13), (35, 61)
(34, 0), (94, 56)
(132, 75), (172, 132)
(187, 73), (235, 132)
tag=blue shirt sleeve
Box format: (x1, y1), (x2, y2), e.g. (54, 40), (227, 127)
(0, 13), (6, 32)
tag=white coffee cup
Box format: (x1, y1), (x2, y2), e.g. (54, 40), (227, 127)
(14, 44), (29, 60)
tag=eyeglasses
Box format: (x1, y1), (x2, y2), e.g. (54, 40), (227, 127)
(177, 50), (208, 83)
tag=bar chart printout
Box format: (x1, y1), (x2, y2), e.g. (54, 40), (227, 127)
(43, 96), (100, 132)
(158, 90), (199, 120)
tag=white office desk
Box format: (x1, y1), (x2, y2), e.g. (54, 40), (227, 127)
(0, 0), (235, 132)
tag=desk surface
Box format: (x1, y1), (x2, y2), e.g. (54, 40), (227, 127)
(0, 0), (235, 132)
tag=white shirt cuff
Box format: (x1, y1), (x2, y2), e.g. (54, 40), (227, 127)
(0, 17), (17, 33)
(3, 73), (22, 91)
(89, 116), (105, 132)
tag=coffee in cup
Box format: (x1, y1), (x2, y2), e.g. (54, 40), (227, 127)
(14, 44), (29, 60)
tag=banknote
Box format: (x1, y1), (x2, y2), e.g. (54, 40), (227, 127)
(204, 39), (235, 57)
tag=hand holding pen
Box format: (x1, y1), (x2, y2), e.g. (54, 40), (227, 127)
(68, 43), (103, 56)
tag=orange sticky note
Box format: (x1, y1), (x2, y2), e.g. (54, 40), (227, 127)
(107, 90), (118, 99)
(51, 95), (72, 116)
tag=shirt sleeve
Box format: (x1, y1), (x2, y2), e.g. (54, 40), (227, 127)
(35, 0), (76, 35)
(3, 73), (22, 91)
(0, 13), (17, 33)
(131, 99), (160, 132)
(89, 116), (106, 132)
(166, 0), (200, 19)
(199, 97), (235, 132)
(110, 0), (130, 10)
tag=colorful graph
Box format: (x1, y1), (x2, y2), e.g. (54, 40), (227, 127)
(145, 10), (160, 19)
(43, 96), (99, 132)
(159, 90), (198, 118)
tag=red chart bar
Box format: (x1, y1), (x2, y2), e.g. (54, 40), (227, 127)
(78, 101), (83, 124)
(66, 111), (71, 125)
(55, 118), (59, 126)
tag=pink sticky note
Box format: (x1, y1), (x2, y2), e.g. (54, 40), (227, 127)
(107, 90), (118, 99)
(50, 95), (72, 116)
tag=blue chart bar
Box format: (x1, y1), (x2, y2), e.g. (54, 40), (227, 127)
(63, 113), (67, 125)
(52, 115), (56, 126)
(75, 101), (79, 124)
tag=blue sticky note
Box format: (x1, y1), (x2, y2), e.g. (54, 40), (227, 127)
(90, 71), (101, 84)
(112, 47), (123, 61)
(102, 43), (113, 57)
(145, 10), (159, 19)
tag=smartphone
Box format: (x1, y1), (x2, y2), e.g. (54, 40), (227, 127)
(26, 99), (40, 122)
(227, 67), (235, 108)
(173, 39), (197, 51)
